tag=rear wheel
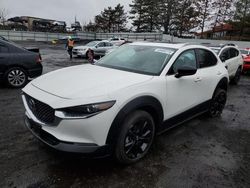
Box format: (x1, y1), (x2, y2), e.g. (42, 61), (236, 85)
(115, 110), (155, 164)
(5, 67), (28, 88)
(231, 67), (241, 85)
(208, 89), (227, 117)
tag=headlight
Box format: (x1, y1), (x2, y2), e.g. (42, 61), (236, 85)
(55, 101), (115, 119)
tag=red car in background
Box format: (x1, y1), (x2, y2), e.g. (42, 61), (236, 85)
(240, 48), (250, 73)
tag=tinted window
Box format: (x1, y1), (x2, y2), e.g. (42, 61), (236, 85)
(170, 50), (196, 74)
(0, 44), (9, 53)
(229, 48), (239, 58)
(105, 42), (113, 47)
(197, 49), (217, 68)
(220, 49), (230, 61)
(98, 42), (105, 47)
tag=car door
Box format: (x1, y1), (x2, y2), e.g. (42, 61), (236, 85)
(195, 48), (221, 101)
(229, 48), (241, 74)
(104, 42), (113, 52)
(95, 42), (106, 56)
(220, 48), (234, 77)
(0, 42), (10, 79)
(164, 49), (201, 119)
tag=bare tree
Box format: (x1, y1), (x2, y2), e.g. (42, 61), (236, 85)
(0, 8), (9, 26)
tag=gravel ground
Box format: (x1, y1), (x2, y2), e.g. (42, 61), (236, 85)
(0, 43), (250, 188)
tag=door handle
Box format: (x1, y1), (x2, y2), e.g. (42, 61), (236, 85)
(194, 77), (202, 82)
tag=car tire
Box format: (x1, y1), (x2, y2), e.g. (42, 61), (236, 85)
(231, 67), (241, 85)
(115, 110), (155, 164)
(207, 89), (227, 117)
(5, 67), (28, 88)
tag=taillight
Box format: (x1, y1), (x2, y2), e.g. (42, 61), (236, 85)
(36, 55), (42, 64)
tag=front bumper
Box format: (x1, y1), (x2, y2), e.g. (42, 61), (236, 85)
(21, 90), (117, 156)
(24, 114), (110, 156)
(72, 50), (86, 56)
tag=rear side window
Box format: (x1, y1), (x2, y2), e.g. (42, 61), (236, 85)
(0, 44), (9, 53)
(229, 48), (239, 58)
(220, 49), (230, 61)
(197, 49), (217, 68)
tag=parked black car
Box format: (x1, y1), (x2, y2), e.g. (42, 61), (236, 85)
(0, 38), (42, 88)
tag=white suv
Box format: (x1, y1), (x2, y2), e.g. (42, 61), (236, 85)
(210, 44), (243, 84)
(22, 42), (229, 164)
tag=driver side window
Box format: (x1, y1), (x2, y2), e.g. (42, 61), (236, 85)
(97, 42), (105, 47)
(169, 49), (197, 74)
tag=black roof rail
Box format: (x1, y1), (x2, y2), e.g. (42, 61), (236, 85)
(221, 43), (236, 48)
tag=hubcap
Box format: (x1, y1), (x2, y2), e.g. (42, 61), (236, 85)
(124, 119), (153, 160)
(210, 92), (226, 116)
(8, 69), (26, 87)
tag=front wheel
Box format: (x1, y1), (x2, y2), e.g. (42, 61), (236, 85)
(207, 89), (227, 117)
(115, 110), (155, 164)
(5, 67), (28, 88)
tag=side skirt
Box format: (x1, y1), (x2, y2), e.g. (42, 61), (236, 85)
(158, 100), (211, 135)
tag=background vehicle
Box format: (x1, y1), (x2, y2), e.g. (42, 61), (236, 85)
(240, 48), (250, 73)
(210, 44), (243, 84)
(73, 40), (114, 57)
(108, 37), (126, 46)
(22, 43), (228, 164)
(0, 38), (42, 88)
(240, 48), (250, 58)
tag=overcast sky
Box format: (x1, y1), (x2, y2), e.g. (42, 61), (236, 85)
(1, 0), (132, 26)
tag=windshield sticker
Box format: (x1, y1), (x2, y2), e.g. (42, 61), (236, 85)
(155, 48), (173, 55)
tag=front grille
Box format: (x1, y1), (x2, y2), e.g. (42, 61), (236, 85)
(25, 94), (55, 124)
(244, 61), (250, 65)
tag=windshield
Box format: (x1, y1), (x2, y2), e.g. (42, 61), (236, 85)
(86, 41), (98, 47)
(96, 44), (176, 75)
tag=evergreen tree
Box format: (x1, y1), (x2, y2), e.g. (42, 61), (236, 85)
(129, 0), (162, 32)
(93, 4), (127, 32)
(129, 0), (146, 32)
(160, 0), (176, 34)
(172, 0), (199, 36)
(194, 0), (214, 38)
(234, 0), (250, 39)
(114, 4), (128, 32)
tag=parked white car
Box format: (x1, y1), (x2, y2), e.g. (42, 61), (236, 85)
(210, 44), (243, 84)
(22, 42), (229, 164)
(109, 37), (126, 46)
(72, 40), (114, 57)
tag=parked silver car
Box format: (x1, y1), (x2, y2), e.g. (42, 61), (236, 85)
(72, 40), (115, 57)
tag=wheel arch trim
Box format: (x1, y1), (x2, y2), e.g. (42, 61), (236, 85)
(106, 96), (164, 146)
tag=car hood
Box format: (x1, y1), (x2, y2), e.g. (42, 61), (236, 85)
(30, 64), (152, 99)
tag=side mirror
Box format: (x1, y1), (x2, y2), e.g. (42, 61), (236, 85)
(95, 45), (98, 48)
(175, 67), (197, 78)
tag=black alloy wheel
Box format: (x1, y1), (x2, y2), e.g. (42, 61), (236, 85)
(115, 110), (155, 164)
(209, 89), (227, 117)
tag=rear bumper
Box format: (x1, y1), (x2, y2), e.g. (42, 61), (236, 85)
(27, 65), (43, 78)
(24, 115), (110, 156)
